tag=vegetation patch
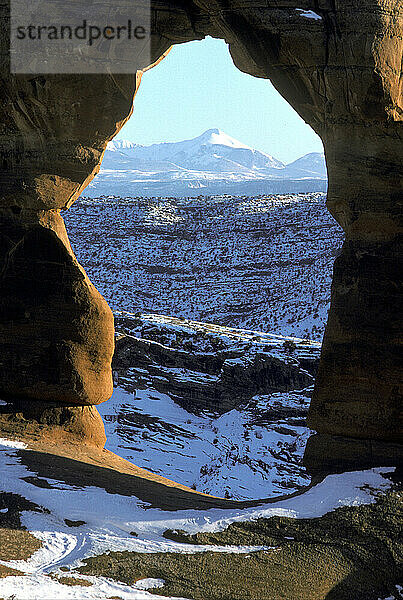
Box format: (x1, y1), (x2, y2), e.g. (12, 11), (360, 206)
(164, 490), (402, 549)
(78, 491), (402, 600)
(0, 564), (25, 578)
(57, 576), (93, 587)
(0, 492), (44, 562)
(79, 547), (352, 600)
(0, 528), (42, 562)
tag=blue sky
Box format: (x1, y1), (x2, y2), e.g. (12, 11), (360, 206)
(117, 37), (323, 164)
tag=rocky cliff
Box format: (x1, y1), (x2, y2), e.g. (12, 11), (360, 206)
(108, 312), (319, 498)
(113, 312), (315, 415)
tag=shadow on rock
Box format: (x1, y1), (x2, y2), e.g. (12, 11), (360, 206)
(304, 433), (403, 478)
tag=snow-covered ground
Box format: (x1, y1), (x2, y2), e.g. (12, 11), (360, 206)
(104, 312), (322, 500)
(0, 315), (398, 599)
(99, 385), (313, 500)
(0, 438), (395, 600)
(4, 188), (396, 599)
(64, 192), (343, 340)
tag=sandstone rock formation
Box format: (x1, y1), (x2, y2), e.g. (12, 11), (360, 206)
(0, 402), (107, 448)
(0, 208), (114, 405)
(304, 433), (403, 476)
(0, 1), (401, 444)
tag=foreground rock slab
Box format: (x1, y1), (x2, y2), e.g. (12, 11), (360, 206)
(77, 488), (402, 600)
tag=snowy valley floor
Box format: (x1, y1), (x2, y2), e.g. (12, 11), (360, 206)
(64, 193), (344, 340)
(0, 315), (401, 600)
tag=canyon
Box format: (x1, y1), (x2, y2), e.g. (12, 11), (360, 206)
(64, 192), (343, 341)
(1, 0), (401, 442)
(0, 2), (401, 597)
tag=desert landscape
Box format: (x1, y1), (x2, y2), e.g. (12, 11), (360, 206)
(0, 0), (401, 598)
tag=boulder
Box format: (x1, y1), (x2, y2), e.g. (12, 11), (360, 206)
(0, 402), (107, 448)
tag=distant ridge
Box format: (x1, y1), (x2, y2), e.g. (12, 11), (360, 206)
(85, 129), (327, 197)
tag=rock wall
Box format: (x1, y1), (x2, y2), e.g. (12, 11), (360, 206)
(0, 67), (141, 405)
(113, 331), (314, 414)
(0, 1), (401, 441)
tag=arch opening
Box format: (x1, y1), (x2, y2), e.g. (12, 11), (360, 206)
(0, 4), (401, 596)
(0, 1), (401, 483)
(61, 37), (346, 500)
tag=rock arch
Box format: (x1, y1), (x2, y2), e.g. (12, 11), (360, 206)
(0, 1), (401, 441)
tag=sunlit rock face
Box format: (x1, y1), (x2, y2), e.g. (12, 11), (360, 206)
(0, 208), (114, 405)
(0, 1), (401, 442)
(0, 402), (107, 448)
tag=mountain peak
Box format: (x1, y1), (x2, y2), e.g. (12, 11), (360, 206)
(102, 131), (326, 183)
(197, 128), (252, 150)
(107, 139), (139, 151)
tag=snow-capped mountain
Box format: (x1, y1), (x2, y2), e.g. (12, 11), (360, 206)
(282, 152), (327, 179)
(103, 129), (284, 173)
(85, 130), (327, 197)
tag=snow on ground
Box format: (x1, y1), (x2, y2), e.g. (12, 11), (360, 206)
(296, 9), (322, 20)
(105, 312), (320, 500)
(99, 384), (313, 500)
(0, 437), (395, 599)
(117, 312), (321, 356)
(0, 437), (28, 449)
(0, 573), (175, 600)
(64, 193), (343, 341)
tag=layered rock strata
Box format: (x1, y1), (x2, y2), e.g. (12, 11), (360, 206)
(113, 331), (314, 414)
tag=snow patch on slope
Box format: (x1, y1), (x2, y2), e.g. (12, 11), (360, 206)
(0, 434), (395, 599)
(296, 9), (322, 20)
